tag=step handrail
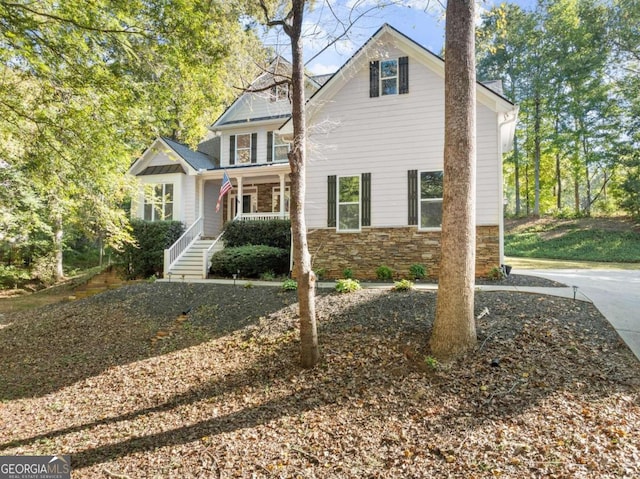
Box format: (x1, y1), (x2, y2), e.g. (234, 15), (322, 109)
(201, 212), (241, 278)
(164, 216), (203, 276)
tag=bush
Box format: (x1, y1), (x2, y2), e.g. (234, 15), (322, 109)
(342, 268), (354, 279)
(487, 266), (506, 281)
(408, 263), (426, 280)
(0, 265), (31, 289)
(209, 245), (289, 278)
(393, 279), (414, 291)
(119, 220), (184, 279)
(281, 278), (298, 291)
(375, 265), (393, 281)
(223, 219), (291, 249)
(335, 278), (361, 294)
(314, 268), (326, 280)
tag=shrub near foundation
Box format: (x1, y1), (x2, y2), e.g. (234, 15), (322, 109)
(209, 245), (289, 278)
(223, 220), (291, 250)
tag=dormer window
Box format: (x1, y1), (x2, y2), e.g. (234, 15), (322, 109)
(270, 83), (289, 102)
(369, 56), (409, 97)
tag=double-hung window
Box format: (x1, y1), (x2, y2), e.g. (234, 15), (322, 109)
(328, 174), (371, 230)
(370, 56), (409, 97)
(380, 59), (398, 95)
(338, 175), (361, 231)
(143, 183), (173, 221)
(235, 134), (251, 164)
(229, 133), (257, 165)
(419, 171), (443, 229)
(268, 131), (290, 162)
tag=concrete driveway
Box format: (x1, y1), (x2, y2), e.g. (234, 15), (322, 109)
(516, 269), (640, 361)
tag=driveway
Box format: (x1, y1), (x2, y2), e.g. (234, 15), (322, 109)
(516, 269), (640, 361)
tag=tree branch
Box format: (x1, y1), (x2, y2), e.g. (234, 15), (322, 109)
(1, 1), (147, 36)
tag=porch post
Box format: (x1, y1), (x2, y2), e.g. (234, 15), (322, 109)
(236, 176), (243, 218)
(279, 173), (286, 218)
(198, 177), (204, 222)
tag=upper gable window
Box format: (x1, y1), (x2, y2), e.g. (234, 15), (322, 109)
(380, 59), (398, 95)
(270, 84), (289, 102)
(369, 56), (409, 97)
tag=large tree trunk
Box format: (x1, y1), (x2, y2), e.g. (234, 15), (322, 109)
(555, 119), (561, 210)
(430, 0), (477, 360)
(513, 133), (521, 216)
(289, 0), (319, 368)
(533, 95), (541, 217)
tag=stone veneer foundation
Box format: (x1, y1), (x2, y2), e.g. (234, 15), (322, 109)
(307, 226), (500, 280)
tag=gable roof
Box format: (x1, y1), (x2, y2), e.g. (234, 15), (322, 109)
(160, 137), (214, 171)
(210, 56), (323, 129)
(280, 23), (515, 132)
(128, 137), (215, 176)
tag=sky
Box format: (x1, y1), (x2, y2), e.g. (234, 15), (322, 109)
(259, 0), (537, 75)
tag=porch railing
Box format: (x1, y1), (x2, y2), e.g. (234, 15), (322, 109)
(239, 212), (290, 221)
(163, 216), (203, 276)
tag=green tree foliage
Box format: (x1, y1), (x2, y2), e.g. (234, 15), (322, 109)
(0, 0), (265, 279)
(476, 0), (636, 218)
(119, 220), (184, 279)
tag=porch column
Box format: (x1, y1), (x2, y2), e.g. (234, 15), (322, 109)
(279, 173), (286, 218)
(198, 177), (204, 220)
(236, 175), (243, 218)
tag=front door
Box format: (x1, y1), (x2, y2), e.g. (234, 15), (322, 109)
(242, 194), (252, 214)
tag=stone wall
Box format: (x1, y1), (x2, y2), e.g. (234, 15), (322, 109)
(307, 226), (500, 280)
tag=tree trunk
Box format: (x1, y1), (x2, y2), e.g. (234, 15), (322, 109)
(533, 95), (541, 217)
(555, 120), (561, 210)
(54, 212), (64, 281)
(514, 133), (521, 216)
(584, 165), (591, 216)
(430, 0), (477, 360)
(574, 174), (580, 214)
(289, 0), (319, 368)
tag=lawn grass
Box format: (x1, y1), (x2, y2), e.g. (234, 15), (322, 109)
(505, 217), (640, 263)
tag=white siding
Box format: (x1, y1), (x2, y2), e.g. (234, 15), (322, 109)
(203, 180), (223, 237)
(148, 149), (180, 167)
(306, 43), (501, 228)
(181, 175), (196, 227)
(223, 92), (291, 124)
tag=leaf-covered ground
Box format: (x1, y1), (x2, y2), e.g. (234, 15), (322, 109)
(1, 283), (638, 478)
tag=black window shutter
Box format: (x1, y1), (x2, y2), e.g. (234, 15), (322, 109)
(369, 60), (379, 98)
(362, 173), (371, 227)
(229, 135), (236, 165)
(250, 133), (258, 163)
(399, 56), (409, 94)
(327, 175), (337, 227)
(408, 170), (418, 225)
(267, 131), (273, 162)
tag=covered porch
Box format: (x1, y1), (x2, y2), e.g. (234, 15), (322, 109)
(198, 163), (291, 237)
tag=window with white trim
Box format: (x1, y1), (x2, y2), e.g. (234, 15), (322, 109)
(143, 183), (173, 221)
(419, 171), (443, 229)
(273, 133), (289, 162)
(272, 186), (290, 213)
(380, 59), (398, 95)
(338, 175), (360, 231)
(270, 84), (289, 102)
(235, 134), (251, 164)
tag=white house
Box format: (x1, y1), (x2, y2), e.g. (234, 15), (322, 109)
(128, 24), (517, 280)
